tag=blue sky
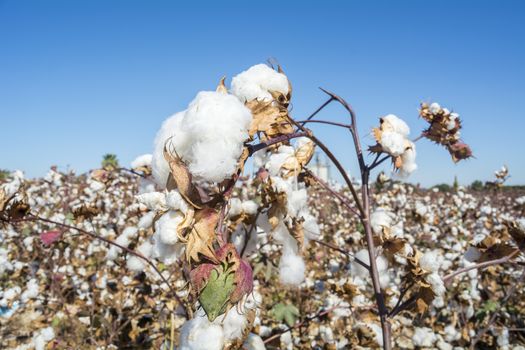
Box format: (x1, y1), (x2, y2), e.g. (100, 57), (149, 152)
(1, 0), (524, 186)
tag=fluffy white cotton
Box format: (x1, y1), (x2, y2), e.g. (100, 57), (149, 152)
(131, 154), (153, 169)
(126, 241), (153, 272)
(286, 188), (308, 218)
(429, 102), (441, 114)
(229, 198), (243, 217)
(152, 91), (252, 185)
(215, 307), (248, 341)
(398, 142), (417, 178)
(1, 170), (24, 198)
(243, 333), (266, 350)
(382, 114), (410, 136)
(370, 208), (393, 234)
(279, 252), (305, 286)
(179, 313), (224, 350)
(33, 327), (55, 350)
(412, 327), (437, 347)
(165, 190), (188, 213)
(352, 249), (388, 282)
(136, 192), (167, 211)
(151, 111), (187, 188)
(425, 272), (446, 297)
(155, 210), (184, 245)
(419, 250), (441, 272)
(21, 278), (39, 302)
(242, 200), (258, 215)
(380, 131), (406, 156)
(231, 63), (289, 102)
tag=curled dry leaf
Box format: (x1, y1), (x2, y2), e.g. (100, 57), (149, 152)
(245, 100), (293, 138)
(185, 208), (219, 263)
(163, 147), (203, 209)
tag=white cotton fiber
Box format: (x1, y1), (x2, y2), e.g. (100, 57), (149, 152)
(419, 250), (441, 272)
(155, 210), (184, 245)
(179, 313), (225, 350)
(136, 192), (167, 211)
(412, 327), (437, 347)
(151, 111), (187, 188)
(382, 114), (410, 136)
(165, 190), (188, 213)
(398, 142), (417, 178)
(370, 208), (393, 234)
(215, 307), (248, 341)
(231, 63), (289, 102)
(21, 278), (39, 302)
(279, 252), (305, 286)
(242, 200), (258, 215)
(33, 327), (55, 350)
(131, 154), (153, 169)
(126, 241), (153, 272)
(380, 131), (407, 156)
(243, 333), (266, 350)
(425, 272), (446, 297)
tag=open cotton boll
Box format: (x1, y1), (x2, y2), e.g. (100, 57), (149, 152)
(152, 238), (185, 265)
(179, 313), (225, 350)
(412, 327), (437, 347)
(398, 142), (417, 178)
(33, 327), (55, 350)
(419, 250), (441, 272)
(370, 208), (393, 234)
(152, 111), (187, 188)
(155, 210), (184, 245)
(425, 272), (446, 296)
(136, 192), (167, 211)
(126, 241), (153, 272)
(286, 188), (308, 218)
(229, 198), (243, 217)
(21, 278), (39, 302)
(380, 131), (407, 156)
(231, 63), (289, 102)
(106, 233), (132, 260)
(352, 249), (388, 278)
(131, 154), (153, 169)
(166, 190), (188, 213)
(242, 200), (258, 215)
(243, 333), (266, 350)
(302, 214), (320, 240)
(382, 114), (410, 136)
(214, 307), (248, 341)
(279, 252), (305, 286)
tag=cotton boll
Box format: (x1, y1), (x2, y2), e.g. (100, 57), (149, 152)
(286, 188), (307, 218)
(243, 333), (266, 350)
(179, 313), (224, 350)
(231, 63), (289, 102)
(155, 210), (184, 245)
(229, 198), (243, 217)
(419, 251), (441, 272)
(33, 327), (55, 350)
(215, 307), (248, 341)
(126, 241), (153, 272)
(153, 239), (185, 265)
(302, 214), (320, 240)
(380, 131), (407, 156)
(179, 91), (252, 183)
(412, 327), (437, 347)
(429, 102), (441, 114)
(370, 208), (393, 234)
(136, 192), (167, 211)
(381, 114), (410, 136)
(122, 227), (138, 240)
(138, 211), (156, 230)
(166, 190), (188, 213)
(425, 272), (446, 297)
(398, 142), (417, 178)
(21, 278), (39, 302)
(279, 252), (305, 286)
(352, 249), (388, 279)
(152, 111), (187, 188)
(242, 200), (258, 215)
(131, 154), (153, 169)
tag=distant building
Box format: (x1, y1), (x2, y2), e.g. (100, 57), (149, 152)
(308, 152), (331, 182)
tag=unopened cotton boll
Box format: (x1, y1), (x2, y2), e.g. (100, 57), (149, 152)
(231, 63), (289, 102)
(279, 252), (305, 286)
(156, 210), (184, 245)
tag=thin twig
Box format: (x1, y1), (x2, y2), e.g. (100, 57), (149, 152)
(312, 239), (369, 270)
(296, 119), (352, 129)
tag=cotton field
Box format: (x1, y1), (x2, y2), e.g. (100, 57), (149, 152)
(1, 64), (524, 350)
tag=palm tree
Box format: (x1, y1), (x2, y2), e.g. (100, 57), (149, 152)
(101, 154), (119, 171)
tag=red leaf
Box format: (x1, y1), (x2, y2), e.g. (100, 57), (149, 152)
(40, 230), (61, 246)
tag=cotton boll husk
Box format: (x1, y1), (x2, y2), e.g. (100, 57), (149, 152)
(419, 250), (441, 272)
(214, 307), (248, 341)
(279, 252), (305, 286)
(155, 210), (184, 245)
(131, 154), (153, 169)
(151, 111), (187, 188)
(243, 333), (266, 350)
(382, 114), (410, 136)
(179, 313), (224, 350)
(179, 91), (252, 183)
(231, 63), (289, 102)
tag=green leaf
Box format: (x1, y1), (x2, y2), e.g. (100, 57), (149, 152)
(199, 265), (235, 322)
(271, 303), (300, 327)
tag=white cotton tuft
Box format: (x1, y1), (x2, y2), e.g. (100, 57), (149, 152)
(425, 272), (446, 297)
(131, 154), (152, 169)
(398, 142), (417, 178)
(21, 278), (39, 302)
(243, 333), (266, 350)
(33, 327), (55, 350)
(419, 250), (441, 272)
(381, 114), (410, 137)
(370, 208), (393, 234)
(155, 210), (184, 245)
(412, 327), (437, 347)
(136, 192), (167, 211)
(126, 241), (153, 272)
(279, 252), (305, 286)
(165, 190), (188, 213)
(379, 131), (406, 157)
(352, 249), (389, 278)
(179, 313), (224, 350)
(215, 307), (248, 341)
(429, 102), (441, 114)
(286, 188), (308, 218)
(242, 200), (258, 215)
(229, 198), (243, 217)
(231, 63), (289, 102)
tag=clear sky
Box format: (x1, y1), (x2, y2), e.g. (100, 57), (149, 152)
(1, 0), (524, 186)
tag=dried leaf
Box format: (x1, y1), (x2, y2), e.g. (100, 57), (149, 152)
(163, 147), (203, 209)
(185, 208), (219, 263)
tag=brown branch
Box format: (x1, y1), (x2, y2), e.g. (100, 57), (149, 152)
(312, 239), (370, 270)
